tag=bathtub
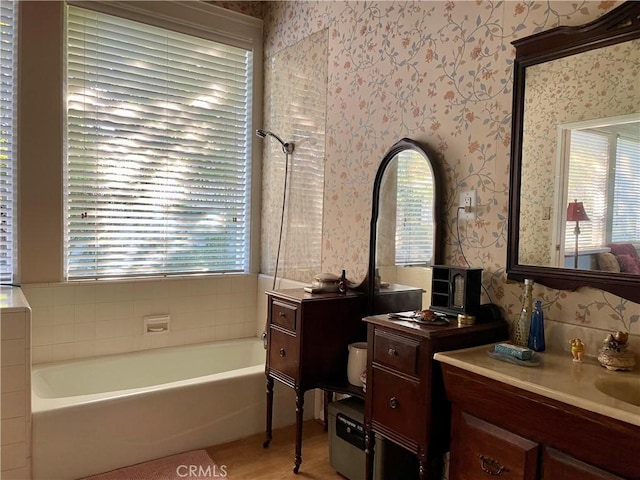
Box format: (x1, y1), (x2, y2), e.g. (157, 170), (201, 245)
(32, 337), (310, 480)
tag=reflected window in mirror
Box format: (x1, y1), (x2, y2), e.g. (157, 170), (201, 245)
(561, 117), (640, 271)
(377, 150), (435, 270)
(368, 138), (442, 314)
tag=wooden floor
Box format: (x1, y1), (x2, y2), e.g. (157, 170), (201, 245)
(205, 420), (346, 480)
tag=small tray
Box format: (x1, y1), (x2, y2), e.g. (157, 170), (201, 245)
(388, 311), (450, 326)
(487, 347), (542, 367)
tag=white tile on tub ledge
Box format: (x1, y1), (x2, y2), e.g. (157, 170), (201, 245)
(1, 339), (26, 367)
(52, 305), (75, 326)
(2, 466), (29, 480)
(2, 417), (27, 445)
(1, 312), (27, 340)
(1, 441), (27, 471)
(113, 318), (137, 337)
(21, 286), (52, 307)
(74, 340), (95, 359)
(30, 305), (52, 327)
(74, 284), (96, 304)
(113, 336), (135, 354)
(1, 365), (26, 393)
(53, 324), (75, 344)
(215, 324), (231, 341)
(32, 326), (53, 347)
(132, 281), (153, 300)
(150, 333), (171, 349)
(231, 275), (247, 293)
(213, 308), (232, 326)
(51, 343), (75, 362)
(95, 320), (115, 339)
(94, 338), (118, 357)
(215, 277), (233, 294)
(52, 285), (76, 306)
(74, 322), (95, 342)
(31, 346), (53, 365)
(74, 303), (96, 323)
(1, 391), (26, 419)
(200, 326), (216, 342)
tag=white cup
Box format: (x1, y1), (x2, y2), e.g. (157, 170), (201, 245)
(347, 342), (368, 387)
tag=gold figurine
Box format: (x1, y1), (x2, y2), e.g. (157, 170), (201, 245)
(570, 338), (586, 362)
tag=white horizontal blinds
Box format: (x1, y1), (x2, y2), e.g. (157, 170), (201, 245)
(612, 136), (640, 244)
(66, 6), (252, 279)
(566, 130), (609, 251)
(0, 1), (16, 283)
(395, 152), (434, 266)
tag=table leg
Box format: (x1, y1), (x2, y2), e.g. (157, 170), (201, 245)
(263, 376), (274, 448)
(419, 461), (427, 480)
(293, 389), (304, 473)
(323, 390), (333, 431)
(364, 428), (374, 480)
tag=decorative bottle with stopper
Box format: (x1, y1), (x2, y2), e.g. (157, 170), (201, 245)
(513, 279), (533, 347)
(527, 299), (545, 352)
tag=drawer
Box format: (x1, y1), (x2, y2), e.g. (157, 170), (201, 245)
(373, 329), (419, 376)
(270, 300), (297, 331)
(450, 412), (539, 480)
(370, 367), (421, 443)
(268, 327), (299, 380)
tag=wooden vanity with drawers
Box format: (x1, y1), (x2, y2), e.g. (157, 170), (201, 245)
(263, 288), (366, 473)
(435, 346), (640, 480)
(362, 314), (508, 480)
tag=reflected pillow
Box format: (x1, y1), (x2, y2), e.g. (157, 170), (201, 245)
(616, 254), (640, 274)
(596, 252), (620, 272)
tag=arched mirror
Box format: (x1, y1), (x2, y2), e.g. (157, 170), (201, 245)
(507, 2), (640, 303)
(366, 138), (442, 314)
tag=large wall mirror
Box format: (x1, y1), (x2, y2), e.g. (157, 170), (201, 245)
(507, 2), (640, 303)
(366, 138), (442, 314)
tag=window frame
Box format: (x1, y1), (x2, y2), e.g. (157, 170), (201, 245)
(63, 1), (264, 280)
(0, 0), (18, 284)
(554, 114), (640, 262)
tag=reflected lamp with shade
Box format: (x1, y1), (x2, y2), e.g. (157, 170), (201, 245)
(566, 199), (590, 269)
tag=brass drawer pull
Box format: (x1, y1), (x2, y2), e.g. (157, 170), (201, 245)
(279, 348), (286, 357)
(479, 455), (507, 476)
(388, 348), (397, 356)
(389, 397), (399, 409)
(279, 312), (286, 318)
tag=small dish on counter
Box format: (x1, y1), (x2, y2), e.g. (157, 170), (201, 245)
(387, 309), (450, 326)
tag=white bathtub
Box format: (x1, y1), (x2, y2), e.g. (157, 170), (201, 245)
(32, 337), (308, 480)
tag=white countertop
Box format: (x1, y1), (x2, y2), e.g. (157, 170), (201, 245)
(434, 344), (640, 427)
(0, 286), (31, 312)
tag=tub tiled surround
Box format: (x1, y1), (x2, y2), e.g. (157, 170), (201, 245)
(1, 287), (32, 479)
(22, 274), (258, 365)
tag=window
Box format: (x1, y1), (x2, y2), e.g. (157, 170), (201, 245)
(395, 151), (434, 266)
(565, 124), (640, 250)
(65, 4), (259, 280)
(0, 1), (17, 283)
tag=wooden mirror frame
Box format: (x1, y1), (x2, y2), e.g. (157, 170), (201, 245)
(365, 138), (443, 314)
(506, 2), (640, 303)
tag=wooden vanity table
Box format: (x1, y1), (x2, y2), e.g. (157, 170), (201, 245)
(263, 288), (366, 473)
(435, 346), (640, 480)
(363, 314), (508, 480)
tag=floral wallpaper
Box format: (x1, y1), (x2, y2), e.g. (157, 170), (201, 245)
(259, 1), (639, 352)
(519, 39), (640, 266)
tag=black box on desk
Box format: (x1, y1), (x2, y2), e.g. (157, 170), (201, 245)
(328, 397), (418, 480)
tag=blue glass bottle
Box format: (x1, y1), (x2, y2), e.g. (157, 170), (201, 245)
(528, 300), (546, 352)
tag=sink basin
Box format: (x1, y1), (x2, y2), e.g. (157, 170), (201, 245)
(595, 377), (640, 407)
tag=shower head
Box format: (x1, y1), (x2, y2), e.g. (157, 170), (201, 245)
(255, 129), (294, 154)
